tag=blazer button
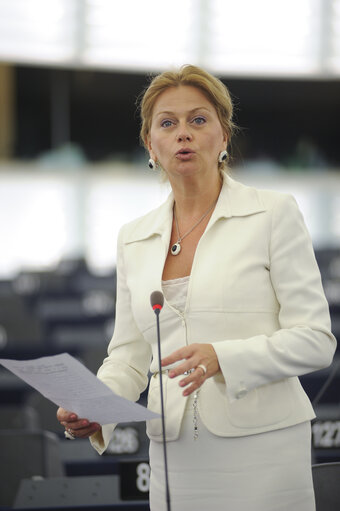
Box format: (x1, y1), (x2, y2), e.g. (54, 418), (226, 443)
(236, 387), (247, 399)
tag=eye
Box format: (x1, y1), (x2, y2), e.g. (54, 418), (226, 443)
(160, 119), (174, 128)
(192, 116), (206, 125)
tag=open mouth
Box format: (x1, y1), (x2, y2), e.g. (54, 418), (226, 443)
(176, 150), (194, 160)
(176, 149), (194, 156)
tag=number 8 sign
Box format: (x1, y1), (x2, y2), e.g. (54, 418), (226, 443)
(120, 460), (150, 500)
(136, 462), (150, 493)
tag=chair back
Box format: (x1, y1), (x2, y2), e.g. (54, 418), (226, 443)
(312, 462), (340, 511)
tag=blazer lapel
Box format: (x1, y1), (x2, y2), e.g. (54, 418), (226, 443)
(206, 174), (267, 233)
(124, 192), (174, 246)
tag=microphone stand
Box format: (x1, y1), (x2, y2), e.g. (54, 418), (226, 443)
(152, 298), (171, 511)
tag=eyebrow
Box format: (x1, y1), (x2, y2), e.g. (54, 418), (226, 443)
(155, 107), (211, 118)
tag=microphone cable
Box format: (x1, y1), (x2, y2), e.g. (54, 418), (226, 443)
(150, 291), (171, 511)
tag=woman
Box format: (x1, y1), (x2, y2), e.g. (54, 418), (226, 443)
(57, 65), (336, 511)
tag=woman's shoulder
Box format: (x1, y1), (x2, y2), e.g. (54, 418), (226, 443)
(226, 174), (297, 212)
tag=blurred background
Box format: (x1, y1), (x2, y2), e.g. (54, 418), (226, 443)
(0, 0), (339, 509)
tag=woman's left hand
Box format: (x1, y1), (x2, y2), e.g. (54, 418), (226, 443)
(161, 343), (221, 396)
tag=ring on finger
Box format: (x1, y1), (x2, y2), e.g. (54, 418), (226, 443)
(197, 364), (207, 375)
(64, 428), (76, 440)
(184, 369), (195, 375)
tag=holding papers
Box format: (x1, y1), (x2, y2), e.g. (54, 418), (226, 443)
(0, 353), (159, 425)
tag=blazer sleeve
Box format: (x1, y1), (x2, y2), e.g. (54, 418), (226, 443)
(212, 193), (337, 403)
(90, 226), (152, 454)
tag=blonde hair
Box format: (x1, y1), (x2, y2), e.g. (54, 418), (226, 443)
(139, 64), (236, 173)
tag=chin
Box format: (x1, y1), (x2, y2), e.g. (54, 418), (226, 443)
(175, 163), (201, 176)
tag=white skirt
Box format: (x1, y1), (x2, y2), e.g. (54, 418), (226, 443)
(149, 394), (316, 511)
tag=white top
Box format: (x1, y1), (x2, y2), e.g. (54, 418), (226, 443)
(162, 276), (190, 313)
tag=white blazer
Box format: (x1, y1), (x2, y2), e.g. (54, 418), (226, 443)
(91, 174), (336, 454)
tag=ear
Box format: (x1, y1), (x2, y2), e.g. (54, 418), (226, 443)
(222, 131), (228, 148)
(146, 136), (156, 161)
(145, 135), (151, 151)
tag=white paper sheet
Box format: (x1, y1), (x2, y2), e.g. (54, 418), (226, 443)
(0, 353), (159, 425)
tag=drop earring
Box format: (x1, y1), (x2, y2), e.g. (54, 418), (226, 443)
(148, 158), (157, 170)
(218, 150), (228, 163)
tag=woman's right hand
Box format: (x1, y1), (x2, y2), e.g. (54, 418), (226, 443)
(57, 407), (102, 439)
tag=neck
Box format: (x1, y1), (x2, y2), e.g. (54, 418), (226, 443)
(170, 171), (223, 219)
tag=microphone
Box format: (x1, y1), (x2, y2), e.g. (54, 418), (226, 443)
(150, 290), (164, 314)
(150, 291), (171, 511)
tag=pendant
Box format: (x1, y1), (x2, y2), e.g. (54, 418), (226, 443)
(171, 242), (181, 255)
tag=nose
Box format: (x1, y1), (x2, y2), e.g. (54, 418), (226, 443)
(177, 132), (192, 142)
(176, 125), (192, 142)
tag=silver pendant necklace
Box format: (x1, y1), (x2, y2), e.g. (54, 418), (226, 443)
(171, 199), (217, 256)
